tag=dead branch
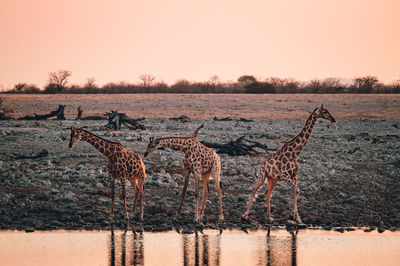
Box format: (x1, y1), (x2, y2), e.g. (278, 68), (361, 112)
(18, 105), (66, 120)
(105, 110), (145, 130)
(76, 107), (83, 120)
(201, 136), (275, 156)
(14, 149), (49, 159)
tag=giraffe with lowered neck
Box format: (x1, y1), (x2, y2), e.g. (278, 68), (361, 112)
(144, 127), (224, 222)
(69, 127), (146, 223)
(243, 105), (336, 223)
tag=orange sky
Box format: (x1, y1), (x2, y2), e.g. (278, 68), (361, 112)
(0, 0), (399, 89)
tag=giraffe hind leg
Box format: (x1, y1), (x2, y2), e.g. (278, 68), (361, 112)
(199, 173), (211, 221)
(243, 175), (266, 219)
(212, 169), (224, 221)
(131, 181), (139, 219)
(139, 180), (145, 221)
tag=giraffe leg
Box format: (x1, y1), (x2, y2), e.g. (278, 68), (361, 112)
(199, 177), (209, 221)
(287, 177), (302, 223)
(110, 177), (116, 222)
(176, 169), (190, 219)
(139, 180), (145, 221)
(131, 183), (139, 220)
(121, 179), (129, 225)
(194, 177), (200, 222)
(243, 174), (266, 219)
(212, 168), (224, 221)
(264, 178), (278, 222)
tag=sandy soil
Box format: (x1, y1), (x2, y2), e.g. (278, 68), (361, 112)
(0, 94), (399, 232)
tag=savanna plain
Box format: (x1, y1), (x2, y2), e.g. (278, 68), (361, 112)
(0, 94), (399, 233)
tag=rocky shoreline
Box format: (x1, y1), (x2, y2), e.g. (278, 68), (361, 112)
(1, 117), (399, 233)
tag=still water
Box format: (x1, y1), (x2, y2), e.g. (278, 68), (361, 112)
(0, 229), (399, 266)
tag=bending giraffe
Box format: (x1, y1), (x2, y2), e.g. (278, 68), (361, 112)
(144, 126), (224, 222)
(69, 127), (146, 222)
(243, 105), (336, 223)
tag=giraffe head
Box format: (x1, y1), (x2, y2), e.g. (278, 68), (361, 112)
(316, 105), (336, 123)
(69, 127), (82, 149)
(144, 137), (160, 158)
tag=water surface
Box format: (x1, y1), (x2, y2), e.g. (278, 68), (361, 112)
(1, 229), (399, 266)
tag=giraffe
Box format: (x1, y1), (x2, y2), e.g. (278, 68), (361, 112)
(143, 128), (224, 222)
(69, 127), (146, 223)
(243, 105), (336, 223)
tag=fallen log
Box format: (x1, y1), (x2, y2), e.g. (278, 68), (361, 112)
(201, 136), (275, 156)
(105, 110), (145, 130)
(18, 105), (66, 120)
(15, 149), (49, 159)
(213, 116), (253, 122)
(76, 107), (105, 120)
(213, 116), (232, 121)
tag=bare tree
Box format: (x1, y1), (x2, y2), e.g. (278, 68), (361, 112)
(14, 83), (26, 92)
(139, 74), (156, 89)
(353, 76), (379, 93)
(45, 70), (72, 93)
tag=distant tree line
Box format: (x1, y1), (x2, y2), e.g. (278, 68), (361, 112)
(3, 70), (400, 94)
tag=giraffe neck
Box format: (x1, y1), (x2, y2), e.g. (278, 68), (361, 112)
(288, 109), (318, 155)
(80, 130), (121, 158)
(157, 137), (191, 153)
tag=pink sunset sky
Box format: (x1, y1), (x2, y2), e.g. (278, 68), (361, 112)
(0, 0), (399, 89)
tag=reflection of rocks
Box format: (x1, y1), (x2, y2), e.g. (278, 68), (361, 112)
(0, 117), (399, 231)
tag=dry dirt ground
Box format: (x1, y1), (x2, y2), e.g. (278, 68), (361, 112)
(0, 94), (399, 232)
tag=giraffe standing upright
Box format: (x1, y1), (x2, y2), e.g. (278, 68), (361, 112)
(243, 105), (336, 223)
(144, 127), (224, 222)
(69, 127), (146, 222)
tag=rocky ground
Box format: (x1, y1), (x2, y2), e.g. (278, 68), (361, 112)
(0, 116), (399, 233)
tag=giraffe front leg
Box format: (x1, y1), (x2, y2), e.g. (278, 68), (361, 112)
(264, 178), (278, 222)
(121, 179), (129, 225)
(176, 169), (190, 219)
(288, 177), (302, 223)
(199, 178), (209, 221)
(110, 177), (116, 222)
(243, 175), (266, 219)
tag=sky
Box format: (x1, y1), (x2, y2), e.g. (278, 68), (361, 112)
(0, 0), (399, 89)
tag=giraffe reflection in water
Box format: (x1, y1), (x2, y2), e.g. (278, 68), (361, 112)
(109, 229), (144, 266)
(261, 228), (297, 266)
(182, 232), (221, 266)
(182, 228), (298, 266)
(107, 228), (297, 266)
